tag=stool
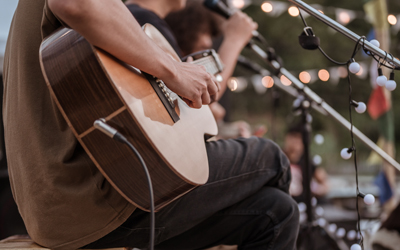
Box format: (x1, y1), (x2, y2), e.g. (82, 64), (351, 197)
(0, 235), (133, 250)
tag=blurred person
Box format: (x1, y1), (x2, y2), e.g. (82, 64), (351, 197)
(371, 203), (400, 250)
(4, 0), (298, 249)
(282, 125), (329, 203)
(165, 0), (267, 139)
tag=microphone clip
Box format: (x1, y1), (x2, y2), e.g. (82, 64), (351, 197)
(298, 27), (320, 50)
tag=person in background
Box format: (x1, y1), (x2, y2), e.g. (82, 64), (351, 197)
(165, 0), (267, 139)
(282, 124), (329, 203)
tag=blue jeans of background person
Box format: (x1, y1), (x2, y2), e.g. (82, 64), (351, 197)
(82, 137), (299, 250)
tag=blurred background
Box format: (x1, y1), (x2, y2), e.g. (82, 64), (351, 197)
(1, 0), (400, 249)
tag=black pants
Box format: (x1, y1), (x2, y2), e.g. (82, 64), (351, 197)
(83, 137), (299, 250)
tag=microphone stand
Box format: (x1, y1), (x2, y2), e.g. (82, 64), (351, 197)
(288, 0), (400, 70)
(245, 42), (400, 172)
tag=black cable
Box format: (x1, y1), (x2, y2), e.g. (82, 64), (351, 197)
(94, 120), (155, 250)
(116, 135), (155, 250)
(298, 7), (308, 27)
(318, 46), (348, 65)
(346, 67), (364, 248)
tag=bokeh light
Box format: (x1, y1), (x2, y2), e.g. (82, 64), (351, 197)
(280, 75), (292, 86)
(228, 77), (238, 91)
(262, 76), (275, 88)
(231, 0), (245, 9)
(338, 11), (351, 24)
(261, 2), (273, 13)
(355, 65), (364, 76)
(318, 69), (330, 81)
(388, 14), (397, 25)
(288, 6), (300, 17)
(338, 66), (348, 78)
(299, 71), (311, 84)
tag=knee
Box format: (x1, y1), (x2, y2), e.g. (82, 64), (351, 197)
(267, 189), (300, 230)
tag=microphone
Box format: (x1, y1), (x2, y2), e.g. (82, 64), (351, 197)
(203, 0), (234, 19)
(203, 0), (264, 43)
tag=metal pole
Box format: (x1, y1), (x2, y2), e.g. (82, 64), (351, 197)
(288, 0), (400, 69)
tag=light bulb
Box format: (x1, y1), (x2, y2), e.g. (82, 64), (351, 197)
(311, 197), (317, 207)
(306, 114), (313, 123)
(293, 98), (302, 108)
(341, 148), (352, 160)
(313, 155), (322, 165)
(376, 75), (387, 86)
(336, 228), (346, 238)
(328, 224), (337, 233)
(386, 72), (396, 91)
(347, 230), (356, 240)
(349, 61), (360, 74)
(370, 39), (380, 48)
(317, 218), (327, 227)
(350, 244), (362, 250)
(364, 194), (375, 205)
(355, 102), (366, 113)
(314, 134), (324, 144)
(298, 202), (307, 213)
(376, 68), (387, 86)
(386, 80), (396, 91)
(315, 206), (324, 216)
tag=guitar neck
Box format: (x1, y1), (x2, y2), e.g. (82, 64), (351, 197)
(187, 49), (223, 76)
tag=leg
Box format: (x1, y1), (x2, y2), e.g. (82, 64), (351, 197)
(83, 137), (298, 249)
(155, 187), (299, 250)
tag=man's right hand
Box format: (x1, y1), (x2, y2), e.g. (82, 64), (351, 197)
(161, 61), (220, 109)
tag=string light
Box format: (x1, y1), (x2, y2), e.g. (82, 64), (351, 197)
(376, 68), (387, 86)
(351, 244), (362, 250)
(318, 69), (330, 81)
(349, 60), (361, 74)
(353, 101), (367, 114)
(340, 148), (352, 160)
(370, 39), (380, 48)
(231, 0), (245, 9)
(313, 155), (322, 165)
(336, 228), (346, 238)
(358, 192), (375, 205)
(337, 11), (351, 25)
(388, 14), (397, 25)
(314, 134), (324, 144)
(262, 76), (274, 88)
(280, 75), (292, 86)
(299, 71), (311, 83)
(288, 6), (300, 17)
(261, 2), (273, 13)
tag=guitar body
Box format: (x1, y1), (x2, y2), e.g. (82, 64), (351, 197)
(39, 26), (217, 211)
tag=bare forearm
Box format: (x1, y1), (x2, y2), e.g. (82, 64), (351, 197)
(216, 39), (244, 99)
(48, 0), (177, 80)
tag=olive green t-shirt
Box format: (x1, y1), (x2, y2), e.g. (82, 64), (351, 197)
(3, 1), (135, 249)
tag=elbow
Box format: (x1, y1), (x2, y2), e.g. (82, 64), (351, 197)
(47, 0), (86, 21)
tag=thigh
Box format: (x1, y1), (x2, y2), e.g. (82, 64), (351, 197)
(84, 137), (292, 249)
(154, 187), (299, 250)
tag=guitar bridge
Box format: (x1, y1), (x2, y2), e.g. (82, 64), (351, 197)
(155, 78), (176, 108)
(143, 73), (180, 123)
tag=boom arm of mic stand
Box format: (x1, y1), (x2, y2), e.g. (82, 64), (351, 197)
(247, 43), (400, 171)
(284, 67), (400, 171)
(288, 0), (400, 70)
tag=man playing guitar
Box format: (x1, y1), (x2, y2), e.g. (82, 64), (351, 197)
(3, 0), (299, 249)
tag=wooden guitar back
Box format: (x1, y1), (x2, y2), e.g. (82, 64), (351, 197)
(39, 27), (217, 211)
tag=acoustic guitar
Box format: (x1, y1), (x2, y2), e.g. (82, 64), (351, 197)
(39, 24), (222, 211)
